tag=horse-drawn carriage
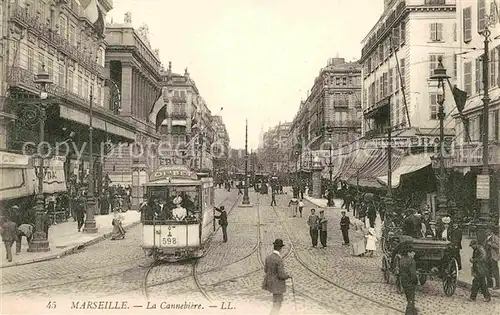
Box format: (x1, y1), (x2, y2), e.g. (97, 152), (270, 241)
(381, 225), (459, 296)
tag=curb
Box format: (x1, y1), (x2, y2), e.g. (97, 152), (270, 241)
(0, 220), (141, 269)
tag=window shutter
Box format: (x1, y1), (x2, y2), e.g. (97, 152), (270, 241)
(475, 58), (482, 93)
(464, 61), (472, 95)
(478, 0), (486, 33)
(463, 7), (472, 42)
(437, 23), (443, 41)
(430, 23), (436, 41)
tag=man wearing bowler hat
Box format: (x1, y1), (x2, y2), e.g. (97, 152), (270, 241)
(262, 239), (291, 315)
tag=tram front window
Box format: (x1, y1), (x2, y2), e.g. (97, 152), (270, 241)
(143, 186), (200, 224)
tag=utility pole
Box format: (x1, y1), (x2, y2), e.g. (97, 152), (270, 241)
(242, 119), (250, 205)
(477, 26), (492, 243)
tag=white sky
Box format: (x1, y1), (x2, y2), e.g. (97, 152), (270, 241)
(108, 0), (384, 149)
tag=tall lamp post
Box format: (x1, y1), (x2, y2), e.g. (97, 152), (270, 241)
(28, 65), (53, 252)
(429, 56), (450, 221)
(242, 119), (250, 205)
(83, 86), (98, 233)
(327, 127), (335, 207)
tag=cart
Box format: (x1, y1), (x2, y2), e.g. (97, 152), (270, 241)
(381, 231), (458, 296)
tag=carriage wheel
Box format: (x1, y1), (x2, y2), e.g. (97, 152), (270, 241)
(418, 274), (427, 286)
(382, 256), (391, 284)
(394, 255), (404, 294)
(443, 257), (458, 296)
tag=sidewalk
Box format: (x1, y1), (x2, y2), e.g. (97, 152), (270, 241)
(0, 211), (141, 268)
(303, 195), (500, 290)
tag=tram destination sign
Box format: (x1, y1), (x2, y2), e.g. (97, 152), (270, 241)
(149, 166), (198, 182)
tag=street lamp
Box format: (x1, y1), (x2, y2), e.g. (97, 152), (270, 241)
(242, 119), (250, 205)
(429, 56), (450, 222)
(83, 86), (98, 233)
(28, 64), (53, 252)
(326, 127), (335, 207)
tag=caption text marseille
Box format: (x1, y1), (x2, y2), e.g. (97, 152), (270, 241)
(70, 301), (204, 310)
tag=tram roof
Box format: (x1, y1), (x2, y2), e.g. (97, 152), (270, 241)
(147, 164), (199, 183)
(144, 178), (201, 186)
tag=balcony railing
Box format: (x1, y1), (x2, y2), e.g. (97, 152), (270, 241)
(8, 66), (96, 111)
(171, 96), (187, 103)
(9, 4), (104, 77)
(171, 112), (187, 119)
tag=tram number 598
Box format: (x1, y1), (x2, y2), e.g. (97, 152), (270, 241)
(162, 237), (177, 245)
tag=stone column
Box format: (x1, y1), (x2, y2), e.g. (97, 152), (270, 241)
(312, 156), (323, 199)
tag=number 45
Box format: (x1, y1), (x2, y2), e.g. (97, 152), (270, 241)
(46, 301), (57, 309)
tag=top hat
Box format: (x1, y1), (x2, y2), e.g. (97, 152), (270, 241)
(273, 239), (285, 248)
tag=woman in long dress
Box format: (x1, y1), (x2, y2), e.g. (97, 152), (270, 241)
(111, 210), (126, 240)
(350, 217), (366, 257)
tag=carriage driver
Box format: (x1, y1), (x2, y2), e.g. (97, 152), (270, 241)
(172, 196), (187, 221)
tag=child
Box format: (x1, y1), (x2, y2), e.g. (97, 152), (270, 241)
(298, 200), (304, 217)
(365, 227), (377, 257)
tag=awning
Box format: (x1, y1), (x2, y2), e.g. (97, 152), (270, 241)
(59, 105), (136, 141)
(172, 120), (187, 126)
(0, 152), (34, 201)
(377, 153), (432, 188)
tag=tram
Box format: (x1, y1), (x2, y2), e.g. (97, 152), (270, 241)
(141, 164), (215, 262)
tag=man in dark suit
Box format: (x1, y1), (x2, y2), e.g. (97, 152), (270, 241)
(262, 239), (291, 315)
(450, 222), (463, 270)
(402, 209), (422, 238)
(270, 190), (277, 207)
(399, 244), (418, 314)
(1, 217), (18, 262)
(469, 240), (491, 302)
(340, 211), (350, 245)
(214, 206), (228, 243)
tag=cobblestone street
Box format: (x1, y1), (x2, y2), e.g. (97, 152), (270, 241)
(2, 189), (499, 315)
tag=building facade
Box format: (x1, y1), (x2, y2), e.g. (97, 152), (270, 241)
(452, 0), (500, 223)
(1, 0), (137, 200)
(361, 0), (457, 138)
(102, 13), (163, 205)
(289, 57), (362, 173)
(212, 115), (230, 183)
(261, 122), (291, 173)
(149, 62), (216, 171)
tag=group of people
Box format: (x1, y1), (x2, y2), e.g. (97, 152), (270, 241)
(140, 195), (196, 222)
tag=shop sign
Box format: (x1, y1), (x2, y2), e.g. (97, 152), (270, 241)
(476, 175), (490, 199)
(366, 135), (453, 149)
(453, 144), (500, 167)
(0, 152), (29, 167)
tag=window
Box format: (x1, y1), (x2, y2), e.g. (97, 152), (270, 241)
(454, 54), (458, 79)
(83, 79), (88, 98)
(336, 77), (340, 85)
(491, 48), (497, 86)
(400, 22), (406, 45)
(478, 0), (486, 33)
(429, 54), (445, 77)
(97, 85), (102, 106)
(59, 15), (67, 38)
(349, 77), (353, 85)
(58, 64), (64, 87)
(491, 2), (498, 25)
(382, 72), (388, 97)
(430, 23), (443, 41)
(495, 110), (499, 141)
(68, 69), (74, 92)
(388, 69), (393, 94)
(475, 58), (483, 93)
(342, 77), (347, 85)
(37, 52), (44, 72)
(463, 7), (472, 42)
(464, 61), (472, 95)
(392, 27), (400, 47)
(395, 98), (400, 126)
(69, 24), (75, 44)
(400, 58), (406, 87)
(430, 93), (438, 120)
(395, 67), (400, 91)
(47, 58), (53, 82)
(27, 47), (34, 72)
(77, 75), (82, 96)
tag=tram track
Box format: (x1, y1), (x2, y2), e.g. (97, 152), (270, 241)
(268, 197), (405, 314)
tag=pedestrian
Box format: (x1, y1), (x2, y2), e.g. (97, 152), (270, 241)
(367, 204), (377, 228)
(350, 217), (366, 257)
(261, 239), (292, 315)
(297, 199), (304, 217)
(110, 210), (126, 240)
(365, 227), (377, 257)
(16, 223), (34, 254)
(483, 228), (500, 290)
(288, 198), (298, 217)
(340, 211), (350, 245)
(1, 216), (17, 262)
(450, 221), (463, 270)
(75, 194), (86, 232)
(469, 240), (491, 302)
(318, 210), (328, 248)
(214, 205), (228, 243)
(307, 209), (319, 247)
(424, 221), (438, 239)
(399, 244), (418, 314)
(270, 190), (277, 207)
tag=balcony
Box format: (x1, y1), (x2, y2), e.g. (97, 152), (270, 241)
(171, 112), (187, 119)
(171, 96), (187, 103)
(363, 96), (390, 120)
(424, 0), (446, 5)
(9, 4), (104, 77)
